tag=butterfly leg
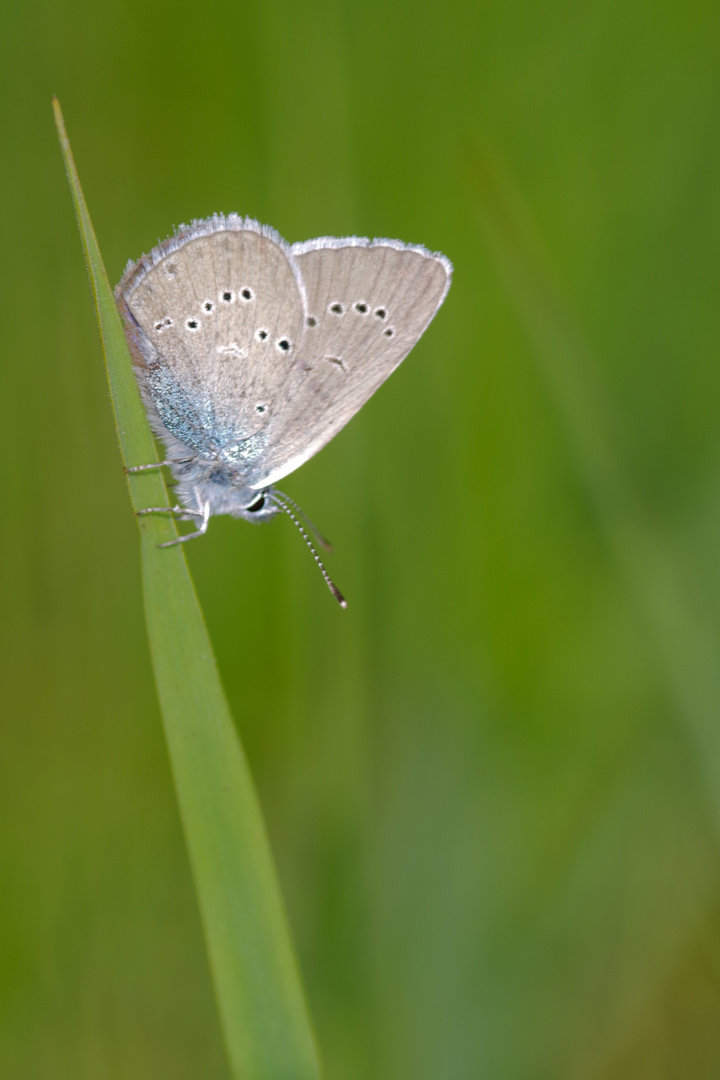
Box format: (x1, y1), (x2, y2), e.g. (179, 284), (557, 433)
(136, 504), (201, 518)
(126, 461), (171, 473)
(157, 490), (210, 548)
(127, 457), (198, 473)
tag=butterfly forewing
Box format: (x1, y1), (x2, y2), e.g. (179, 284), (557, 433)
(246, 240), (451, 488)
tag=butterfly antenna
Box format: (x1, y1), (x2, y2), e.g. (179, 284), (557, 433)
(273, 488), (333, 552)
(269, 491), (347, 609)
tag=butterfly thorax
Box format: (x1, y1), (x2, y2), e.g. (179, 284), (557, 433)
(170, 458), (279, 522)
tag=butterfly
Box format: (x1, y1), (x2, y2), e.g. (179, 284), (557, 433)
(115, 214), (452, 606)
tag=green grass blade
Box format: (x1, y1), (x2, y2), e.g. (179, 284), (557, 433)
(53, 97), (322, 1080)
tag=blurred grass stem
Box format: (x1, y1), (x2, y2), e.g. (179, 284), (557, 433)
(53, 97), (321, 1080)
(469, 144), (720, 830)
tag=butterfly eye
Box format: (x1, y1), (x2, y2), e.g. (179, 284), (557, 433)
(246, 493), (266, 513)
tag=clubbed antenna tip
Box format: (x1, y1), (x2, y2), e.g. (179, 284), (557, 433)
(269, 491), (348, 609)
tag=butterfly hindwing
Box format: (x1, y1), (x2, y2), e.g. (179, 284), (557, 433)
(117, 217), (305, 462)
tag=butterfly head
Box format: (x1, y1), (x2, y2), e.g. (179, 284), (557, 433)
(237, 487), (281, 523)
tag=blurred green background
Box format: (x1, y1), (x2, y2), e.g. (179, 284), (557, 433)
(3, 0), (720, 1077)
